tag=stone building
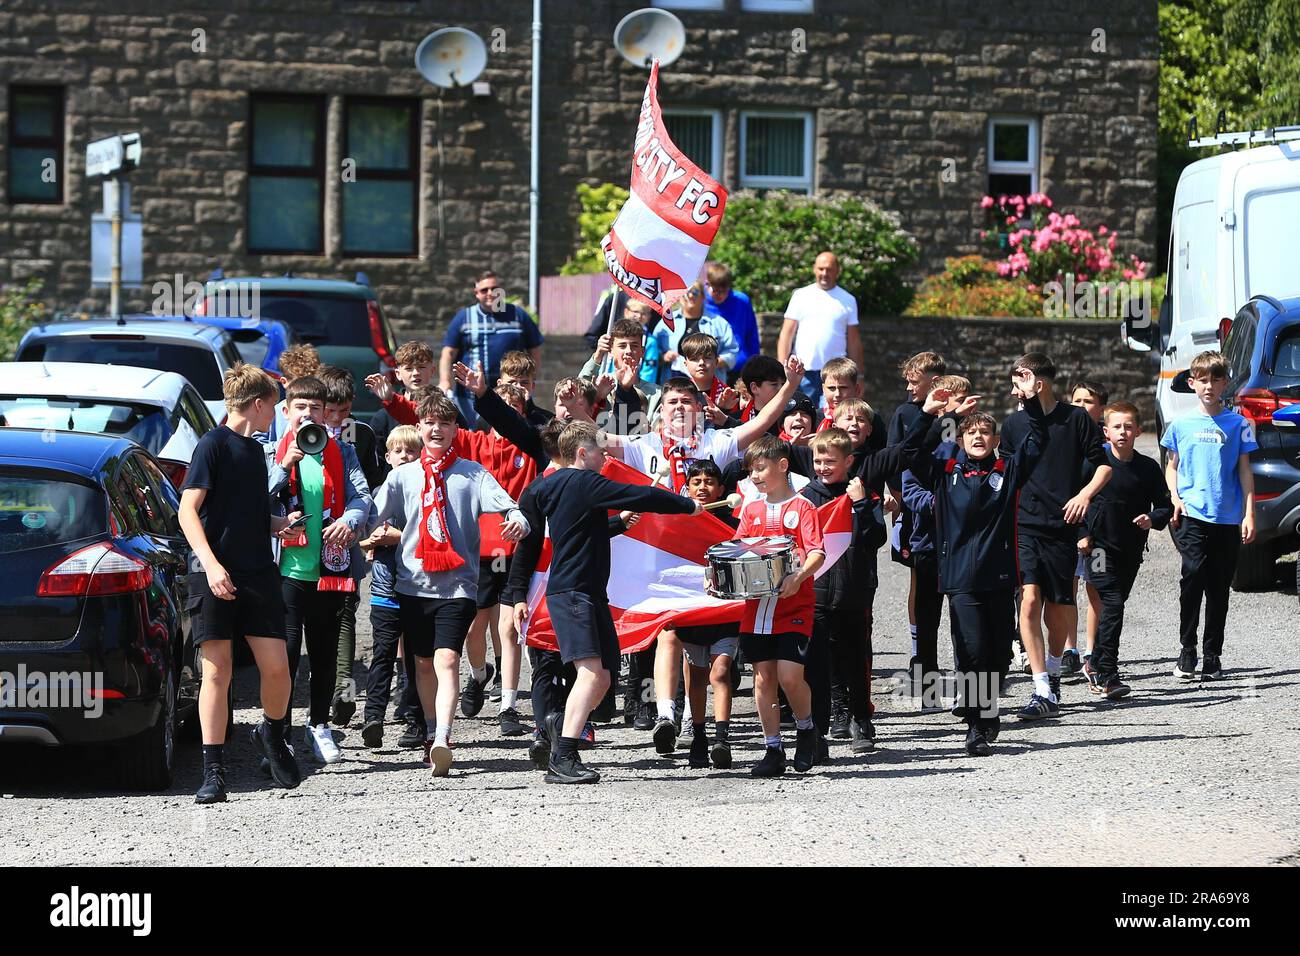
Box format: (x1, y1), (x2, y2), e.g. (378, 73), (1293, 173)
(0, 0), (1157, 334)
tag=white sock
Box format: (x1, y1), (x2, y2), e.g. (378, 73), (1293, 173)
(470, 664), (487, 682)
(500, 689), (518, 711)
(656, 699), (675, 721)
(911, 639), (919, 657)
(434, 724), (450, 747)
(1033, 672), (1052, 699)
(1046, 654), (1062, 676)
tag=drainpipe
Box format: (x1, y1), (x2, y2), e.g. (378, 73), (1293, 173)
(529, 0), (542, 311)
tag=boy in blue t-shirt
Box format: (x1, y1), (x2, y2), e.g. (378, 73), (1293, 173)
(1160, 351), (1258, 681)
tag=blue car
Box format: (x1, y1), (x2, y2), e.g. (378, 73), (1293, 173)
(125, 313), (295, 375)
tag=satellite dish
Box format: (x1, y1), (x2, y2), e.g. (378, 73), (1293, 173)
(614, 8), (685, 69)
(415, 27), (488, 88)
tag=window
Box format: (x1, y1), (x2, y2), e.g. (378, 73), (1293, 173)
(740, 111), (814, 193)
(248, 94), (325, 254)
(342, 97), (418, 257)
(987, 117), (1039, 198)
(741, 1), (814, 10)
(663, 109), (722, 181)
(651, 1), (725, 9)
(7, 86), (63, 204)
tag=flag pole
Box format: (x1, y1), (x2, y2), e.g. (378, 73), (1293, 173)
(599, 286), (618, 377)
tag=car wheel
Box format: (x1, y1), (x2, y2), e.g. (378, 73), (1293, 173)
(1232, 539), (1277, 592)
(119, 671), (176, 791)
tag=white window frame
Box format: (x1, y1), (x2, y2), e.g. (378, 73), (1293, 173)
(987, 116), (1040, 194)
(739, 110), (815, 193)
(741, 0), (815, 11)
(651, 0), (725, 10)
(662, 107), (723, 182)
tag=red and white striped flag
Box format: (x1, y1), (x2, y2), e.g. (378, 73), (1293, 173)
(601, 59), (729, 328)
(522, 460), (853, 654)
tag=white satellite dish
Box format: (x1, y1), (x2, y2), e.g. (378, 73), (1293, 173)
(614, 8), (685, 69)
(415, 27), (488, 88)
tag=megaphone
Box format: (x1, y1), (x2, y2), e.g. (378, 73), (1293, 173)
(415, 27), (488, 88)
(297, 419), (329, 456)
(614, 7), (685, 69)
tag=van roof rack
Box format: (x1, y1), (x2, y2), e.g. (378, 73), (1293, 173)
(1187, 111), (1300, 149)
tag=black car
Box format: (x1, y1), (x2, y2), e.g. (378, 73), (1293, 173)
(0, 429), (199, 788)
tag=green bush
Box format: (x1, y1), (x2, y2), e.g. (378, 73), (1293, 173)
(560, 182), (630, 276)
(0, 278), (48, 359)
(709, 191), (919, 315)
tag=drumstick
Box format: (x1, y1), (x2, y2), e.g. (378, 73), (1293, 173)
(702, 493), (743, 513)
(653, 460), (672, 488)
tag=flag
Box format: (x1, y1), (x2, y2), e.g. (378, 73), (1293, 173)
(522, 460), (853, 655)
(601, 59), (729, 329)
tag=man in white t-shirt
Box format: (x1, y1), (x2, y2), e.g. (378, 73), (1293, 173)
(777, 251), (864, 405)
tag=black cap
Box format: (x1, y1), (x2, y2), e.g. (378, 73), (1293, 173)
(783, 394), (818, 420)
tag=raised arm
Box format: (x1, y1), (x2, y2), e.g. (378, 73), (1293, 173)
(735, 355), (805, 451)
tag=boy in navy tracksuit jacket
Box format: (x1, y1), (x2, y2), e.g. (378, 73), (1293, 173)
(911, 372), (1047, 755)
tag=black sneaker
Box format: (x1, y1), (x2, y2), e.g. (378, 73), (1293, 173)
(1048, 673), (1061, 703)
(527, 729), (551, 770)
(330, 693), (356, 727)
(710, 738), (732, 769)
(1060, 649), (1081, 677)
(829, 708), (850, 740)
(984, 718), (1001, 743)
(1101, 674), (1132, 699)
(751, 745), (787, 778)
(460, 662), (496, 718)
(850, 717), (876, 754)
(545, 751), (600, 784)
(489, 668), (503, 702)
(194, 766), (227, 804)
(397, 717), (426, 749)
(688, 731), (710, 768)
(255, 720), (301, 789)
(361, 718), (384, 749)
(793, 727), (817, 772)
(633, 702), (655, 732)
(677, 721), (694, 751)
(1201, 656), (1222, 681)
(1173, 649), (1198, 681)
(779, 703), (795, 728)
(815, 735), (831, 765)
(652, 717), (677, 754)
(964, 726), (992, 756)
(1015, 694), (1060, 720)
(499, 707), (528, 737)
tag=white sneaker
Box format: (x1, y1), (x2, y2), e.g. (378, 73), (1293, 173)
(309, 724), (342, 764)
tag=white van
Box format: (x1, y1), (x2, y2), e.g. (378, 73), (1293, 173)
(1123, 128), (1300, 446)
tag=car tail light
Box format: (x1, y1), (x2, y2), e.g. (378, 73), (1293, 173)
(368, 301), (396, 368)
(37, 543), (152, 597)
(1236, 388), (1300, 427)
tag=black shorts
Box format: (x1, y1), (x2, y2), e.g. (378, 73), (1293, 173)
(548, 590), (620, 674)
(740, 631), (812, 665)
(188, 567), (286, 645)
(1017, 531), (1078, 606)
(396, 594), (477, 658)
(476, 556), (512, 610)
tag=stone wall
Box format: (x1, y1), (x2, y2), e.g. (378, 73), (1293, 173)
(0, 0), (1157, 338)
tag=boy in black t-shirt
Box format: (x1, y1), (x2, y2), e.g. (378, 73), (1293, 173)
(179, 365), (309, 804)
(999, 353), (1112, 720)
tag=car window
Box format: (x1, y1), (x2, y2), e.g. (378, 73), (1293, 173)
(220, 339), (243, 369)
(111, 456), (167, 537)
(135, 454), (181, 535)
(179, 387), (215, 434)
(0, 397), (170, 456)
(1273, 328), (1300, 378)
(0, 469), (107, 554)
(1223, 314), (1256, 391)
(255, 293), (371, 347)
(34, 339), (226, 400)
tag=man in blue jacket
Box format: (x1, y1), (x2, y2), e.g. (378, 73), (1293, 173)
(703, 262), (761, 384)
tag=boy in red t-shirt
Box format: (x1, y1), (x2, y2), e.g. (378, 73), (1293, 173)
(728, 435), (826, 777)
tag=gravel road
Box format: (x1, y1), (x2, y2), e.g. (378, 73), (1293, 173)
(2, 439), (1297, 866)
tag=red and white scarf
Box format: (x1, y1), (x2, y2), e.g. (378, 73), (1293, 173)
(418, 446), (465, 573)
(658, 426), (700, 494)
(275, 431), (355, 592)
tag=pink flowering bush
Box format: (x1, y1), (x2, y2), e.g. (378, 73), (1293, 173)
(980, 193), (1148, 285)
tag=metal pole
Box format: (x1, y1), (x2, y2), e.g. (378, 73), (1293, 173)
(528, 0), (542, 311)
(600, 286), (618, 377)
(109, 177), (123, 320)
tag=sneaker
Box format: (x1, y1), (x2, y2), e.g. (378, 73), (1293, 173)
(428, 740), (453, 777)
(361, 718), (384, 749)
(499, 707), (528, 737)
(545, 750), (600, 784)
(1015, 646), (1032, 674)
(254, 721), (301, 789)
(815, 735), (831, 766)
(677, 721), (694, 750)
(984, 719), (1000, 744)
(194, 766), (227, 804)
(330, 693), (356, 727)
(688, 731), (710, 768)
(633, 702), (655, 732)
(1101, 674), (1131, 699)
(751, 745), (787, 778)
(460, 662), (496, 718)
(652, 717), (677, 755)
(528, 729), (551, 770)
(907, 655), (924, 694)
(793, 727), (817, 773)
(1060, 649), (1081, 677)
(850, 717), (876, 754)
(710, 738), (732, 769)
(999, 676), (1012, 698)
(309, 724), (343, 764)
(1173, 649), (1198, 681)
(1015, 694), (1060, 721)
(829, 708), (850, 740)
(579, 721), (596, 750)
(964, 726), (992, 756)
(1048, 674), (1061, 703)
(1082, 656), (1102, 694)
(1201, 656), (1222, 681)
(397, 717), (426, 749)
(489, 668), (503, 702)
(778, 703), (795, 728)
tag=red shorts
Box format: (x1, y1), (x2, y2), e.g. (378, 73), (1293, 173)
(741, 581), (814, 637)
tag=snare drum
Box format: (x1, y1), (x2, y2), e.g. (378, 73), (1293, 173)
(705, 536), (798, 600)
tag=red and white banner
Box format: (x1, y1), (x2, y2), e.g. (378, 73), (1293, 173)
(522, 460), (853, 655)
(601, 60), (729, 325)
